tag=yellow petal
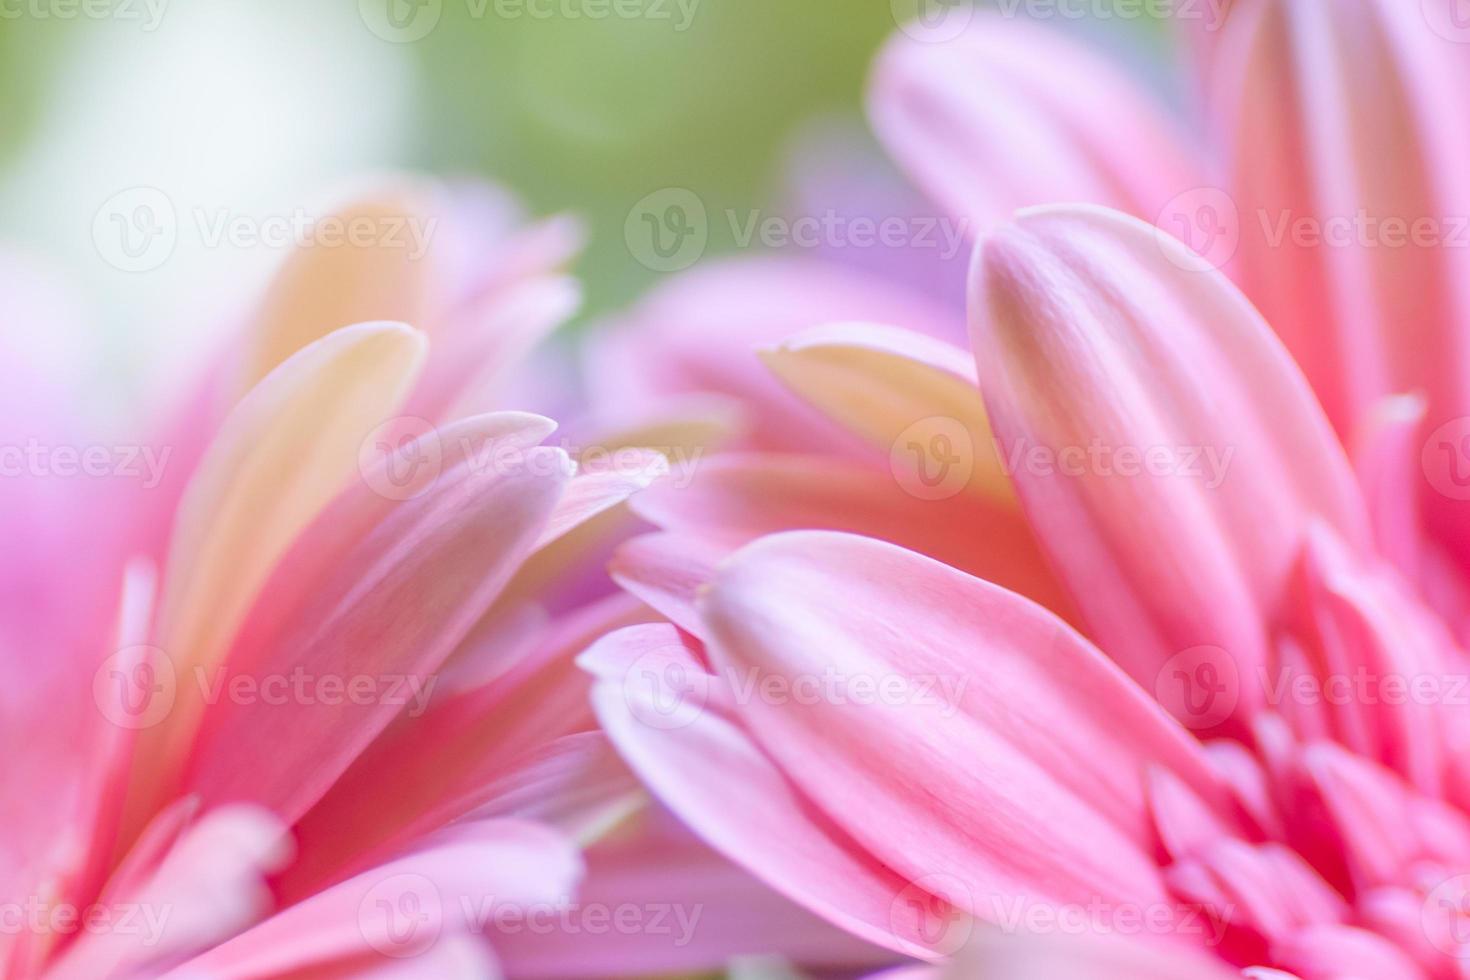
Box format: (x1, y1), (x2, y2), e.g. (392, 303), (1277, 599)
(761, 322), (1013, 504)
(124, 322), (426, 836)
(244, 182), (435, 386)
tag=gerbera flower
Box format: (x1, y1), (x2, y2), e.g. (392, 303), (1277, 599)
(583, 2), (1470, 976)
(0, 177), (679, 978)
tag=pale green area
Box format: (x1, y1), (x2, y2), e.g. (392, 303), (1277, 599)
(0, 1), (1167, 320)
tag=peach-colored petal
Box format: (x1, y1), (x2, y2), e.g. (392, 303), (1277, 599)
(181, 424), (573, 825)
(244, 182), (438, 386)
(628, 451), (1074, 624)
(586, 258), (961, 457)
(760, 322), (1011, 504)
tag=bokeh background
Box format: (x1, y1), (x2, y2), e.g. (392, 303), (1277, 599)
(0, 0), (1174, 410)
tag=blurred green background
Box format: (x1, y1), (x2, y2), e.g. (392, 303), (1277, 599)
(0, 0), (1168, 400)
(0, 1), (897, 319)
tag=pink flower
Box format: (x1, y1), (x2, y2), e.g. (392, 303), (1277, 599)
(588, 201), (1470, 978)
(0, 178), (689, 978)
(580, 5), (1470, 974)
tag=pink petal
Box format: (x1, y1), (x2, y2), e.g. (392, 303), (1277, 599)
(533, 450), (668, 551)
(180, 416), (572, 825)
(126, 322), (426, 835)
(586, 258), (960, 456)
(1215, 0), (1470, 448)
(1273, 923), (1428, 980)
(276, 592), (648, 902)
(1350, 395), (1426, 579)
(937, 930), (1241, 979)
(970, 205), (1370, 720)
(628, 452), (1075, 623)
(610, 532), (726, 638)
(494, 806), (894, 977)
(171, 820), (580, 978)
(699, 531), (1224, 927)
(48, 806), (291, 978)
(581, 623), (949, 961)
(869, 13), (1201, 229)
(760, 322), (1011, 504)
(1293, 525), (1460, 795)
